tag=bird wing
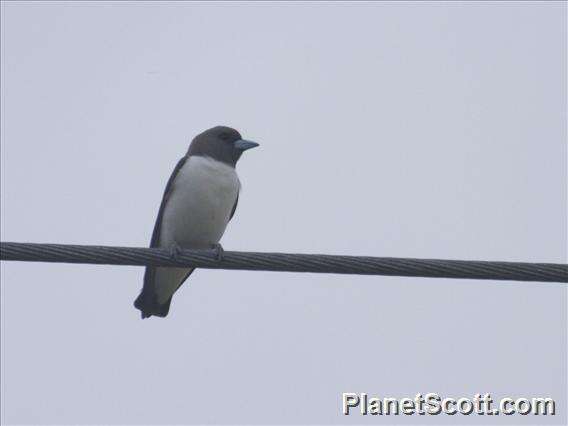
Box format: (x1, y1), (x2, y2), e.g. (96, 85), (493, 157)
(229, 193), (239, 222)
(134, 156), (194, 318)
(148, 156), (188, 249)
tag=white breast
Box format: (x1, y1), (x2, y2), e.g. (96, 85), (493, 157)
(158, 155), (240, 249)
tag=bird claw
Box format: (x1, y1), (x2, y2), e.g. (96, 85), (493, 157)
(211, 243), (224, 262)
(169, 243), (183, 262)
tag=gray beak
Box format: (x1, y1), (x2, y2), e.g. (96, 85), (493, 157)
(234, 139), (259, 151)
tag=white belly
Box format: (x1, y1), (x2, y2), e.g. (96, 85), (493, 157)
(159, 155), (240, 249)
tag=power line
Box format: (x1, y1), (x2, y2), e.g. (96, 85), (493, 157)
(1, 242), (566, 283)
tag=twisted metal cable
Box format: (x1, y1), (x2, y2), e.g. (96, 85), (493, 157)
(1, 242), (566, 283)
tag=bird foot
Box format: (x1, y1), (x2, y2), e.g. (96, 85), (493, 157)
(211, 243), (224, 262)
(169, 243), (183, 263)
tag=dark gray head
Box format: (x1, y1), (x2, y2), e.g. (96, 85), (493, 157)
(187, 126), (259, 167)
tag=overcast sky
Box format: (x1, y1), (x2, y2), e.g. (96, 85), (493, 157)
(1, 1), (566, 425)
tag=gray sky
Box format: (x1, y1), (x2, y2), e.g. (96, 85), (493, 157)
(1, 1), (566, 425)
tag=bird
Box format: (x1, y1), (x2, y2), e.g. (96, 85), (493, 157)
(134, 126), (259, 318)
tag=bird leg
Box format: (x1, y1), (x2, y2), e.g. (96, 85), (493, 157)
(211, 243), (224, 262)
(169, 242), (183, 263)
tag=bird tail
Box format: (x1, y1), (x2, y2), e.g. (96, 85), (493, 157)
(134, 292), (172, 319)
(134, 266), (194, 319)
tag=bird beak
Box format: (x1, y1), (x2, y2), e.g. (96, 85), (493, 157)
(234, 139), (259, 151)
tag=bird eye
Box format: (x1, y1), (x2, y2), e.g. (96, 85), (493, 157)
(219, 133), (231, 141)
